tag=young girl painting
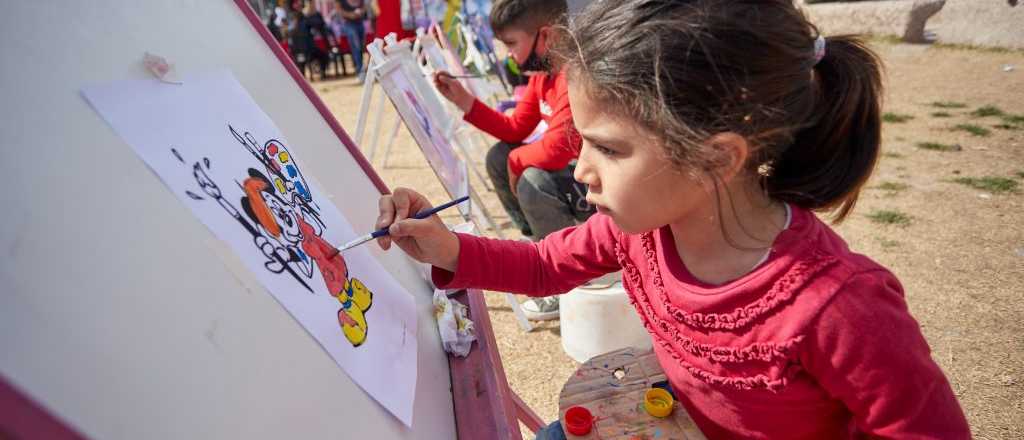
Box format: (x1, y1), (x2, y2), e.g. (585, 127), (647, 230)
(376, 0), (969, 438)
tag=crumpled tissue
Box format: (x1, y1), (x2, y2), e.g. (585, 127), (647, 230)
(433, 288), (476, 357)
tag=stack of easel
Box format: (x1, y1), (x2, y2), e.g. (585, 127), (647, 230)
(353, 32), (533, 332)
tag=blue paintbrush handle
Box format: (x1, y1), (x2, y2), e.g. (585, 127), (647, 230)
(330, 195), (470, 256)
(374, 195), (470, 238)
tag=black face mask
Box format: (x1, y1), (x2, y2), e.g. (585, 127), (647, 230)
(518, 31), (551, 73)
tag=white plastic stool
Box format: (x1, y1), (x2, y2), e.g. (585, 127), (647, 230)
(560, 273), (652, 363)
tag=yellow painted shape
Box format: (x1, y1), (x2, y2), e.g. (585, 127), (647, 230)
(348, 278), (372, 310)
(339, 278), (373, 346)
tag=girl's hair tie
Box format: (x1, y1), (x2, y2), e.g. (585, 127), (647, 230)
(813, 35), (827, 66)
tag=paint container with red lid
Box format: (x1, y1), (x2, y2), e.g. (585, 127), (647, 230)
(564, 405), (594, 435)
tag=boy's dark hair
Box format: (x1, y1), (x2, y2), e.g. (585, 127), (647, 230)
(553, 0), (883, 222)
(490, 0), (568, 34)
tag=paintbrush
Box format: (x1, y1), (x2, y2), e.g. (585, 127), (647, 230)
(325, 195), (470, 259)
(434, 72), (485, 79)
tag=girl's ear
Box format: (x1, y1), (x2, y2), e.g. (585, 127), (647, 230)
(706, 132), (750, 184)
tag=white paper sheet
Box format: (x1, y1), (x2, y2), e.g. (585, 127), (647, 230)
(82, 69), (418, 426)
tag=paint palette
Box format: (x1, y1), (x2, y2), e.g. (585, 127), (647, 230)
(558, 347), (707, 440)
(263, 139), (311, 203)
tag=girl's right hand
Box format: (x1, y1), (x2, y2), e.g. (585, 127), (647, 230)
(432, 71), (475, 113)
(376, 188), (460, 272)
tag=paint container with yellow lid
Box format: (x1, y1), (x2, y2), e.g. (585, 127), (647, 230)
(643, 388), (674, 418)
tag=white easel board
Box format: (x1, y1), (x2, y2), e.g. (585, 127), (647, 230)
(0, 1), (459, 439)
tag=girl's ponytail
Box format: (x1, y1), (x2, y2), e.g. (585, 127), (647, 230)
(766, 36), (883, 222)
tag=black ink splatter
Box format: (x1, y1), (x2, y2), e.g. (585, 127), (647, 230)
(171, 148), (184, 163)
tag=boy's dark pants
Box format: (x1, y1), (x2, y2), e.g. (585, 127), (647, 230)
(485, 142), (595, 239)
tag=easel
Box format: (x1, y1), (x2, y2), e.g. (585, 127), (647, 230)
(415, 24), (509, 185)
(356, 30), (497, 188)
(448, 12), (513, 96)
(421, 23), (505, 106)
(0, 0), (545, 437)
(410, 28), (495, 192)
(355, 34), (490, 227)
(354, 34), (534, 333)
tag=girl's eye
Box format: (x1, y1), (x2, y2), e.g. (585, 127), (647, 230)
(593, 144), (617, 156)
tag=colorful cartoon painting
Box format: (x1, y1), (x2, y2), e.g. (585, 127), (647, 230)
(172, 126), (374, 346)
(81, 70), (418, 425)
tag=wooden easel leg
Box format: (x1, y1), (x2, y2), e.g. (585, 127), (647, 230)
(468, 186), (501, 237)
(505, 292), (533, 333)
(511, 389), (545, 434)
(367, 87), (387, 163)
(472, 131), (496, 191)
(380, 115), (402, 169)
(453, 129), (493, 192)
(354, 67), (376, 148)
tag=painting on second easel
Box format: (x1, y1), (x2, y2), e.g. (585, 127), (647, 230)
(382, 64), (469, 200)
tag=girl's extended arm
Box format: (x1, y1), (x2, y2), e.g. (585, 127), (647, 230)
(378, 188), (621, 296)
(433, 214), (623, 297)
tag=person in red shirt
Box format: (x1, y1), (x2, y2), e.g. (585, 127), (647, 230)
(433, 0), (592, 240)
(378, 0), (970, 438)
(434, 0), (593, 321)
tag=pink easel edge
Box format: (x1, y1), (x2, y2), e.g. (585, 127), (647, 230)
(0, 373), (87, 440)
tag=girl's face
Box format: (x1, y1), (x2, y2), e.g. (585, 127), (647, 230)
(569, 82), (714, 234)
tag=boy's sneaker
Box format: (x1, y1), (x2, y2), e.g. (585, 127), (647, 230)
(522, 296), (559, 321)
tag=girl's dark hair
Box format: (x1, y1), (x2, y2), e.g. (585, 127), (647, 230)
(553, 0), (883, 222)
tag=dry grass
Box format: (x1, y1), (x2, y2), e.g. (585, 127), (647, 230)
(971, 105), (1006, 118)
(866, 209), (913, 226)
(931, 100), (968, 109)
(917, 141), (962, 151)
(316, 39), (1024, 439)
(874, 181), (909, 191)
(953, 123), (993, 137)
(883, 112), (915, 123)
(951, 176), (1021, 194)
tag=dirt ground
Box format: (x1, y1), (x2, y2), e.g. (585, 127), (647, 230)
(316, 41), (1023, 439)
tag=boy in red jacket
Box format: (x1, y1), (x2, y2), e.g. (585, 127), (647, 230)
(434, 0), (592, 320)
